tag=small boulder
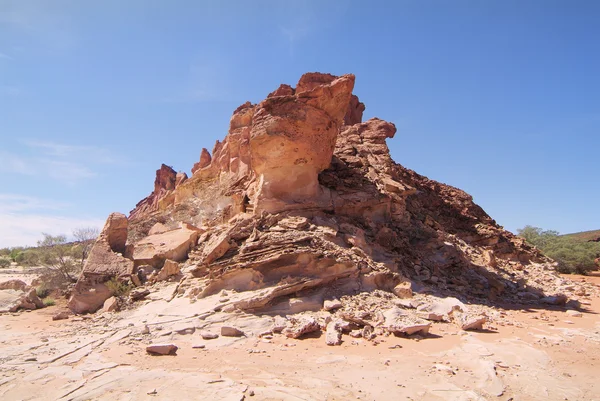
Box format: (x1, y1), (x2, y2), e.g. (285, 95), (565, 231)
(52, 311), (70, 321)
(392, 282), (413, 299)
(153, 259), (180, 282)
(221, 326), (245, 337)
(325, 320), (343, 346)
(566, 310), (583, 318)
(130, 289), (150, 301)
(458, 314), (488, 331)
(146, 344), (178, 355)
(200, 331), (219, 340)
(283, 316), (320, 339)
(102, 296), (118, 312)
(323, 299), (343, 311)
(0, 279), (28, 291)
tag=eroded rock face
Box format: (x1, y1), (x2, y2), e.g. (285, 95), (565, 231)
(250, 74), (355, 212)
(68, 213), (134, 314)
(129, 164), (177, 220)
(191, 148), (212, 174)
(132, 227), (199, 268)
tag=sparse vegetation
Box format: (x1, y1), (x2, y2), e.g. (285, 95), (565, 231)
(105, 277), (133, 297)
(0, 256), (11, 268)
(36, 283), (50, 299)
(518, 225), (600, 274)
(43, 298), (56, 307)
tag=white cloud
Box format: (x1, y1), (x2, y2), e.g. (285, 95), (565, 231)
(0, 140), (124, 185)
(0, 212), (104, 248)
(0, 51), (13, 60)
(0, 194), (104, 248)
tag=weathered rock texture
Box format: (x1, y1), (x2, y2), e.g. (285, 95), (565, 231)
(76, 72), (580, 318)
(68, 213), (134, 314)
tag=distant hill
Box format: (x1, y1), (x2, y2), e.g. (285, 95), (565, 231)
(561, 230), (600, 243)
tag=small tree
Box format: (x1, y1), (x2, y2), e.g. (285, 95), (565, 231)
(37, 233), (79, 282)
(72, 226), (100, 265)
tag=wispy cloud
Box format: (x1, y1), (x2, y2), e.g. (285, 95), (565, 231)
(0, 0), (78, 54)
(0, 193), (103, 247)
(0, 51), (13, 60)
(0, 140), (125, 185)
(24, 139), (119, 164)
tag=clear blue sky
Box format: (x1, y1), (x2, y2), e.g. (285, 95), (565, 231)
(1, 0), (598, 247)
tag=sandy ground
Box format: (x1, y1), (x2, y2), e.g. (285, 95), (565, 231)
(0, 273), (599, 400)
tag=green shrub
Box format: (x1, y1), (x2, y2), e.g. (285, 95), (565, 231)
(43, 298), (56, 307)
(105, 277), (132, 297)
(518, 226), (600, 274)
(36, 284), (50, 299)
(0, 256), (11, 268)
(15, 250), (40, 266)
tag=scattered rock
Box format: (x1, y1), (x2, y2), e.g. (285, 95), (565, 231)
(102, 296), (118, 312)
(52, 311), (70, 321)
(325, 320), (343, 346)
(323, 299), (343, 311)
(566, 310), (583, 318)
(200, 331), (219, 340)
(221, 326), (245, 337)
(541, 295), (568, 306)
(146, 344), (178, 355)
(283, 316), (320, 339)
(392, 281), (413, 299)
(130, 289), (151, 301)
(383, 307), (431, 336)
(458, 314), (488, 331)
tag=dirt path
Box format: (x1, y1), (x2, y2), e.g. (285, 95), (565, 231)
(1, 275), (599, 400)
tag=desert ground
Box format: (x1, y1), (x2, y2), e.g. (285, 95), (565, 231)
(1, 268), (599, 401)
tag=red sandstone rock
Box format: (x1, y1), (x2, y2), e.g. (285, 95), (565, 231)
(132, 227), (199, 268)
(191, 148), (212, 174)
(68, 213), (134, 314)
(344, 94), (365, 125)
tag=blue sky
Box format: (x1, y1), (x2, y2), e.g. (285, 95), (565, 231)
(0, 0), (598, 247)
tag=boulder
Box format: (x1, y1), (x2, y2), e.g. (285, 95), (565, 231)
(148, 222), (170, 236)
(221, 326), (245, 337)
(283, 316), (320, 339)
(200, 331), (219, 340)
(146, 344), (178, 356)
(153, 259), (181, 282)
(132, 227), (200, 268)
(0, 279), (28, 291)
(0, 288), (44, 313)
(392, 282), (413, 299)
(325, 320), (343, 346)
(383, 307), (431, 336)
(323, 299), (343, 311)
(68, 213), (134, 314)
(52, 311), (70, 321)
(102, 296), (118, 312)
(458, 314), (488, 331)
(199, 232), (232, 265)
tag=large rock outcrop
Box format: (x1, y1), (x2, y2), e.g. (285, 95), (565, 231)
(68, 213), (134, 314)
(97, 71), (578, 324)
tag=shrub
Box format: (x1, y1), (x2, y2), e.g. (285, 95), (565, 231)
(0, 256), (11, 268)
(43, 298), (56, 307)
(105, 277), (132, 297)
(36, 283), (50, 299)
(518, 226), (600, 274)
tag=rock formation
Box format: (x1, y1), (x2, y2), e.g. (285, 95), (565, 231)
(70, 72), (577, 324)
(68, 213), (134, 313)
